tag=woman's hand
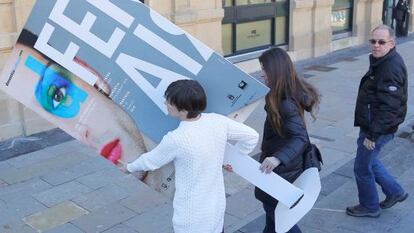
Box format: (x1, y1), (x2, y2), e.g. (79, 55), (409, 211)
(223, 164), (234, 172)
(363, 138), (376, 150)
(260, 157), (281, 174)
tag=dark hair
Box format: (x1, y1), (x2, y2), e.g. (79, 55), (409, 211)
(17, 29), (38, 48)
(259, 48), (320, 136)
(17, 29), (56, 63)
(164, 79), (207, 119)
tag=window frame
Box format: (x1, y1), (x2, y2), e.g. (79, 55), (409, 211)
(222, 0), (289, 56)
(331, 0), (354, 35)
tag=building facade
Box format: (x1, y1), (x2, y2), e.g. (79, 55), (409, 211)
(0, 0), (413, 140)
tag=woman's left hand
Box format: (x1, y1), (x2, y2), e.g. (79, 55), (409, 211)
(223, 164), (234, 172)
(260, 157), (281, 174)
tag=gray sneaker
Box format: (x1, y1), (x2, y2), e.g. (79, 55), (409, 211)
(380, 192), (408, 209)
(346, 205), (380, 218)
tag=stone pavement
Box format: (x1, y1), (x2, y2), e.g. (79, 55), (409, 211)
(237, 135), (414, 233)
(0, 33), (414, 233)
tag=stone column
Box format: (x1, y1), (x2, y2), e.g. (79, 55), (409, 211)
(353, 0), (383, 44)
(147, 0), (173, 20)
(13, 0), (36, 30)
(289, 0), (334, 60)
(313, 0), (334, 57)
(289, 1), (315, 60)
(0, 0), (54, 139)
(0, 0), (16, 66)
(353, 0), (370, 44)
(369, 0), (385, 30)
(409, 0), (414, 33)
(0, 0), (23, 139)
(0, 93), (24, 140)
(149, 0), (224, 53)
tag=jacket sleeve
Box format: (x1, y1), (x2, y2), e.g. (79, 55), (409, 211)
(223, 116), (259, 155)
(368, 65), (406, 141)
(272, 100), (308, 165)
(127, 133), (177, 172)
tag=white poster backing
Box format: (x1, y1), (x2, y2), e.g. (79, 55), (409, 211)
(275, 168), (321, 233)
(223, 144), (304, 208)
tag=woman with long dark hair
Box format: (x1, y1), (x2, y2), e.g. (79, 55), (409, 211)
(254, 48), (320, 233)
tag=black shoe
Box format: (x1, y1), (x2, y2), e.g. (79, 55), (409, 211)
(346, 205), (380, 218)
(380, 192), (408, 209)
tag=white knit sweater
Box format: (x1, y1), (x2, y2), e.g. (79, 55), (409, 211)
(127, 113), (258, 233)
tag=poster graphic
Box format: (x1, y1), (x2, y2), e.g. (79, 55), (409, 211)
(0, 0), (268, 193)
(8, 0), (268, 142)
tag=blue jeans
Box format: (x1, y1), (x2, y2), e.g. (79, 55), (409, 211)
(354, 130), (405, 210)
(263, 203), (302, 233)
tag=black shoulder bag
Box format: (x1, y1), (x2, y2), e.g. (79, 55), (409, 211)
(303, 133), (323, 171)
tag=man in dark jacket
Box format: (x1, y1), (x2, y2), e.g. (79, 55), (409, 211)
(346, 25), (408, 218)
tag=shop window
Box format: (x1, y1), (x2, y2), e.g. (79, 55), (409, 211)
(222, 0), (289, 56)
(331, 0), (353, 34)
(382, 0), (396, 27)
(275, 16), (287, 45)
(223, 0), (233, 7)
(236, 0), (272, 5)
(236, 20), (272, 51)
(222, 24), (233, 56)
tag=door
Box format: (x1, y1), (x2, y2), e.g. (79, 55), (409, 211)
(383, 0), (396, 28)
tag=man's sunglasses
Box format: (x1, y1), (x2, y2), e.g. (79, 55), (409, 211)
(368, 39), (391, 45)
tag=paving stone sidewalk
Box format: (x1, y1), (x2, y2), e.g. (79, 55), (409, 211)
(0, 33), (414, 233)
(237, 133), (414, 233)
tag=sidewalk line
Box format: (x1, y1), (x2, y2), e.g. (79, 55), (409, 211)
(312, 207), (346, 213)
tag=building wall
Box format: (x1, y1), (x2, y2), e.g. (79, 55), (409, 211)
(147, 0), (224, 53)
(0, 0), (54, 140)
(289, 0), (335, 60)
(289, 0), (386, 61)
(0, 0), (411, 140)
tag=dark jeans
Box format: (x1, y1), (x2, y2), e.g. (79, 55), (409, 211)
(354, 130), (405, 210)
(263, 203), (302, 233)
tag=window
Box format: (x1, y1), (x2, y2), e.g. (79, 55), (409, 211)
(222, 24), (233, 55)
(236, 20), (272, 51)
(382, 0), (396, 27)
(222, 0), (289, 56)
(236, 0), (272, 5)
(331, 0), (353, 34)
(223, 0), (233, 7)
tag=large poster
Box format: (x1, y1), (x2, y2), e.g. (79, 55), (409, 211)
(0, 0), (268, 193)
(14, 0), (268, 142)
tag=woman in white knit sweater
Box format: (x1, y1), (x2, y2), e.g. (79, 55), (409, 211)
(126, 80), (259, 233)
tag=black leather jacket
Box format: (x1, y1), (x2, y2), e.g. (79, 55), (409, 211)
(255, 98), (308, 205)
(354, 47), (407, 141)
